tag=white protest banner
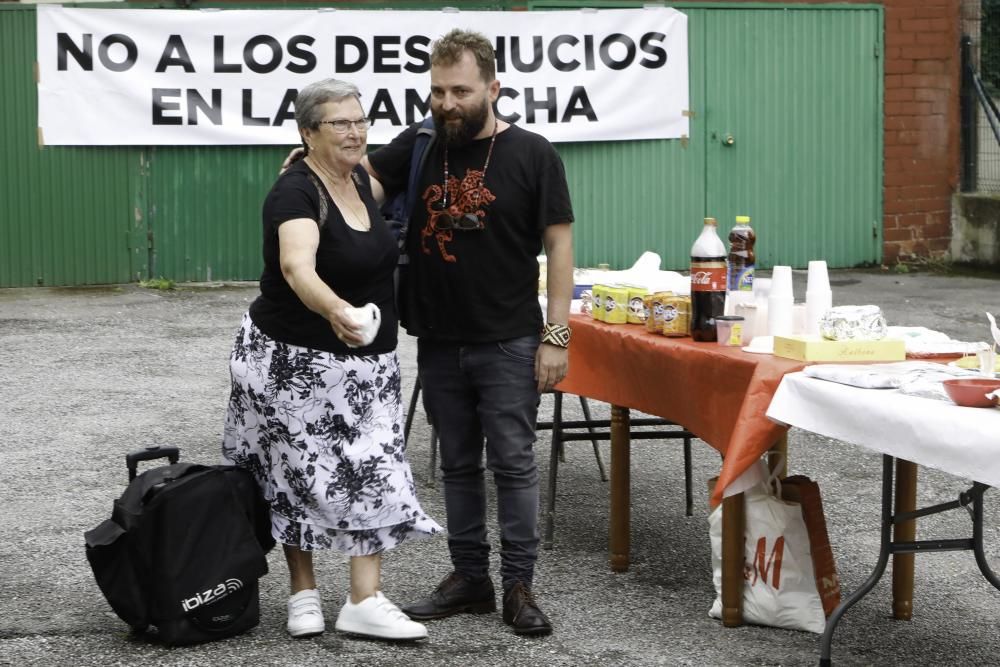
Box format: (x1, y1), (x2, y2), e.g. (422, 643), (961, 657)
(36, 5), (688, 146)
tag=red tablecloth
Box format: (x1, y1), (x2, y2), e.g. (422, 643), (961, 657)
(557, 315), (806, 505)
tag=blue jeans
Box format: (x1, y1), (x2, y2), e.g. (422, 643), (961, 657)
(417, 335), (541, 590)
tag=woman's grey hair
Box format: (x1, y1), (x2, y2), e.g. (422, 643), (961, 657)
(295, 78), (362, 130)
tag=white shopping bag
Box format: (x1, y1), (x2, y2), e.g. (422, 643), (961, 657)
(707, 461), (827, 633)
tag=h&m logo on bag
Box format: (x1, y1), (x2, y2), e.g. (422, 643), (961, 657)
(744, 537), (785, 588)
(181, 578), (244, 612)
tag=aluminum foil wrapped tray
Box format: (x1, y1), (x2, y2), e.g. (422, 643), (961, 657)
(819, 305), (888, 341)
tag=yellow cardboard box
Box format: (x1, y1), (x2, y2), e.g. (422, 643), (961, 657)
(772, 335), (906, 362)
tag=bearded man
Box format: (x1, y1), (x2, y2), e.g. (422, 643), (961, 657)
(363, 28), (574, 637)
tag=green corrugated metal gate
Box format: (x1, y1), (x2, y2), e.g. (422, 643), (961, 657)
(145, 146), (287, 282)
(0, 2), (882, 287)
(0, 6), (137, 287)
(549, 1), (883, 271)
(700, 4), (882, 270)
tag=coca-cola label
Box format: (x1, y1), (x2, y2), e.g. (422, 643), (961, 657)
(690, 260), (726, 291)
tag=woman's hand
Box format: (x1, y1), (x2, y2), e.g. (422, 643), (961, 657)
(325, 299), (366, 347)
(280, 147), (306, 175)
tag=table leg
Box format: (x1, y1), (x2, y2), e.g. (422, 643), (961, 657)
(892, 459), (918, 620)
(820, 455), (897, 666)
(721, 492), (745, 627)
(609, 405), (631, 572)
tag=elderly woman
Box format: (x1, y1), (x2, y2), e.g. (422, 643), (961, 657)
(222, 79), (440, 641)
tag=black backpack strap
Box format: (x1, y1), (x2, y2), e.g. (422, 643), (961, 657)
(397, 117), (437, 264)
(404, 117), (437, 218)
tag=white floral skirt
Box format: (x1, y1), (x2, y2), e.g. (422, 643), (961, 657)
(222, 313), (441, 555)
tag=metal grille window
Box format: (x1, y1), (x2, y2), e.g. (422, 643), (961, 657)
(983, 1), (1000, 93)
(962, 0), (1000, 193)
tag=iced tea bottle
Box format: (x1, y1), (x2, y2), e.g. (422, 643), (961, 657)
(727, 215), (755, 292)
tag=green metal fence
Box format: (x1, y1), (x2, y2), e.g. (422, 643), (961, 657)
(1, 6), (137, 287)
(1, 1), (883, 286)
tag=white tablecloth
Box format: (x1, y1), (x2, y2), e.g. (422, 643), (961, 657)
(766, 371), (1000, 487)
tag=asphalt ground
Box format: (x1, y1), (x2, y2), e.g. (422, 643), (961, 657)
(2, 268), (999, 666)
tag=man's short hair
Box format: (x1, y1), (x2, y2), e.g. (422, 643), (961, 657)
(431, 29), (496, 83)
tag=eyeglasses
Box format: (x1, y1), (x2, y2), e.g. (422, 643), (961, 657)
(318, 118), (371, 133)
(432, 201), (486, 231)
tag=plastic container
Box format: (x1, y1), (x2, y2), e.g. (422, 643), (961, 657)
(715, 315), (745, 346)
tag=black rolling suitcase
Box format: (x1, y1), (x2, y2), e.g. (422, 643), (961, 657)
(84, 446), (275, 645)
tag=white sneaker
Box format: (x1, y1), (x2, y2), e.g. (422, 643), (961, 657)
(335, 591), (429, 641)
(286, 589), (325, 638)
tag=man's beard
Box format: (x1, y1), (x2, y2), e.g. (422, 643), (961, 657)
(433, 97), (490, 147)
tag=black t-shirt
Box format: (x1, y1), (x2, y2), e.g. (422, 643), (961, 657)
(249, 161), (399, 354)
(369, 122), (573, 342)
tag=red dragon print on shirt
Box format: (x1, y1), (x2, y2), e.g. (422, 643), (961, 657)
(420, 168), (496, 263)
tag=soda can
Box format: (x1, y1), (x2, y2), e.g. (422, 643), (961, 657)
(625, 285), (649, 324)
(604, 286), (628, 324)
(642, 294), (658, 333)
(661, 295), (691, 337)
(645, 291), (673, 333)
(591, 284), (606, 322)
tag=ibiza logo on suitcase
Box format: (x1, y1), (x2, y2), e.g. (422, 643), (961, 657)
(85, 446), (275, 646)
(181, 577), (245, 613)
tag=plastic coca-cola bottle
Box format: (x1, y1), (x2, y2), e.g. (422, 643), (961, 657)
(690, 217), (727, 342)
(727, 215), (756, 292)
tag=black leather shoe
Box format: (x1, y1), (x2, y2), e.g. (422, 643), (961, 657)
(502, 582), (553, 636)
(401, 572), (496, 620)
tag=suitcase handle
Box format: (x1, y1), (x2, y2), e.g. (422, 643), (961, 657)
(126, 445), (181, 481)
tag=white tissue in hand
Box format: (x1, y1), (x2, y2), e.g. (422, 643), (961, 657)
(344, 303), (381, 347)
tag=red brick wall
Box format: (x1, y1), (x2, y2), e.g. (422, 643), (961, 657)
(882, 0), (961, 264)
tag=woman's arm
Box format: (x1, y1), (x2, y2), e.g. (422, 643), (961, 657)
(278, 218), (364, 346)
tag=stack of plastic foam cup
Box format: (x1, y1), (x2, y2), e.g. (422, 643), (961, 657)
(767, 266), (794, 337)
(805, 261), (833, 336)
(746, 277), (771, 340)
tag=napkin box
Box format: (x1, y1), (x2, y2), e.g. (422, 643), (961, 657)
(772, 335), (906, 362)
